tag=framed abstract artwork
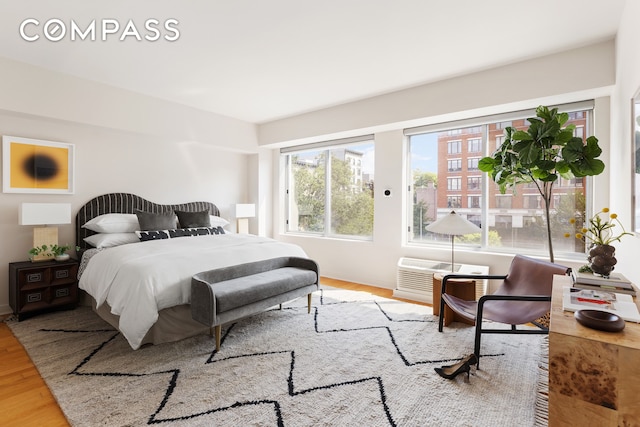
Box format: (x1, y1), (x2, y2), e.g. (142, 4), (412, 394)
(2, 136), (75, 194)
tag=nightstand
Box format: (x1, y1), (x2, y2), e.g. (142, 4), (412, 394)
(9, 259), (79, 321)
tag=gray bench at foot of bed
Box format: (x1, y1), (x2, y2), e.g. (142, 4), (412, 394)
(191, 256), (319, 350)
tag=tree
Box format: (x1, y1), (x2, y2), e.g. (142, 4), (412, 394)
(414, 170), (437, 188)
(479, 106), (604, 262)
(292, 156), (325, 232)
(292, 153), (373, 236)
(330, 155), (373, 235)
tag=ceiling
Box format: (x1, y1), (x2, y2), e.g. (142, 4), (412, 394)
(0, 0), (626, 124)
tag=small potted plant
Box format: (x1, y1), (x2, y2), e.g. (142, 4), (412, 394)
(29, 244), (71, 262)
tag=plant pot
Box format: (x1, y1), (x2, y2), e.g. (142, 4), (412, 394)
(55, 254), (70, 262)
(588, 244), (617, 277)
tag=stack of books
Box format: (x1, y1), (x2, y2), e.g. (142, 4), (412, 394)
(571, 270), (637, 296)
(562, 287), (640, 322)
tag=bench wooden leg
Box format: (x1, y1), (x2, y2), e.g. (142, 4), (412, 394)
(307, 293), (312, 314)
(215, 325), (221, 351)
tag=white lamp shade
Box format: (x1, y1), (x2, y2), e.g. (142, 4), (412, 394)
(426, 210), (481, 235)
(19, 203), (71, 225)
(235, 203), (256, 218)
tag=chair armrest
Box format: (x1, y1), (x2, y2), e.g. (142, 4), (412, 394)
(478, 294), (551, 303)
(476, 294), (551, 324)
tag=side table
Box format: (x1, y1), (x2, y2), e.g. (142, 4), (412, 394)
(432, 273), (476, 326)
(9, 259), (79, 321)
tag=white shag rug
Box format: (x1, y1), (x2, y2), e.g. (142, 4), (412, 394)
(7, 287), (545, 426)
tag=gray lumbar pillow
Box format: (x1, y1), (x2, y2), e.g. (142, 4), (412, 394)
(175, 210), (211, 228)
(135, 210), (177, 231)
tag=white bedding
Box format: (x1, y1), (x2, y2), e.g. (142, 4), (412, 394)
(78, 234), (307, 349)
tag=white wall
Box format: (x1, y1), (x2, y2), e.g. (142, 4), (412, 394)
(0, 60), (258, 315)
(264, 40), (618, 290)
(609, 0), (640, 286)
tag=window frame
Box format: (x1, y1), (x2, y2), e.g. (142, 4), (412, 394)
(281, 135), (375, 241)
(404, 100), (595, 259)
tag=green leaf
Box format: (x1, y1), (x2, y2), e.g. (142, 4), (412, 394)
(513, 140), (540, 166)
(536, 159), (555, 171)
(478, 157), (496, 172)
(561, 138), (585, 162)
(512, 130), (532, 141)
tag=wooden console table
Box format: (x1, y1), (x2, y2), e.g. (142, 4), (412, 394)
(548, 275), (640, 426)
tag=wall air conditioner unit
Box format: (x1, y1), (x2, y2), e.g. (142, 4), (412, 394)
(393, 257), (489, 304)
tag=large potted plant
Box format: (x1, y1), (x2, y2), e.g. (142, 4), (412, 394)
(479, 106), (605, 262)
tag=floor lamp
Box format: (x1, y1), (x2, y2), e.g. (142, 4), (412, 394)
(426, 210), (481, 272)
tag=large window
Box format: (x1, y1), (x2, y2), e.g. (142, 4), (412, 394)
(283, 137), (374, 239)
(406, 102), (593, 258)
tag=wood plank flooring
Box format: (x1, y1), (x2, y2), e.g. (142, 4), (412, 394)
(0, 278), (426, 426)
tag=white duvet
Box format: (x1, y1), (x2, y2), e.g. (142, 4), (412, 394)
(79, 234), (307, 349)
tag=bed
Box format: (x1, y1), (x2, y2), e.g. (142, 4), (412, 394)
(76, 193), (308, 350)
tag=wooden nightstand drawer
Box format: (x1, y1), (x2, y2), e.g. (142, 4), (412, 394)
(9, 259), (79, 321)
(51, 264), (78, 285)
(18, 267), (51, 288)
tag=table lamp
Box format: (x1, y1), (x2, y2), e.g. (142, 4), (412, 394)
(20, 203), (71, 261)
(426, 210), (481, 272)
(235, 203), (255, 234)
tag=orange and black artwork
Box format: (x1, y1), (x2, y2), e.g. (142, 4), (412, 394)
(3, 136), (74, 193)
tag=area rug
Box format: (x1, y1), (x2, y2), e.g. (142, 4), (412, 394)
(7, 287), (545, 426)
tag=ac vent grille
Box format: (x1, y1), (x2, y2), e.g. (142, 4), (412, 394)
(393, 257), (489, 304)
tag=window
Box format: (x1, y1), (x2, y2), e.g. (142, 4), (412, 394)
(496, 196), (512, 209)
(448, 159), (462, 171)
(447, 196), (461, 208)
(283, 137), (374, 239)
(468, 195), (481, 208)
(468, 138), (482, 153)
(406, 101), (593, 257)
(467, 157), (480, 171)
(447, 140), (461, 154)
(447, 177), (461, 190)
(523, 195), (540, 209)
(467, 176), (481, 190)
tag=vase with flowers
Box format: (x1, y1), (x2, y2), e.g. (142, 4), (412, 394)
(566, 208), (632, 277)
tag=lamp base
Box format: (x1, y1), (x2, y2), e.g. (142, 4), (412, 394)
(31, 227), (58, 262)
(237, 218), (249, 234)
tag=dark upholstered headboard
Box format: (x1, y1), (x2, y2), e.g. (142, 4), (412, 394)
(76, 193), (221, 251)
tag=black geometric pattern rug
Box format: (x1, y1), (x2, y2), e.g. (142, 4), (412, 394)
(7, 287), (544, 426)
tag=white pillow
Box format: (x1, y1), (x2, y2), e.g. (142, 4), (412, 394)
(83, 214), (140, 233)
(210, 215), (230, 228)
(84, 233), (139, 248)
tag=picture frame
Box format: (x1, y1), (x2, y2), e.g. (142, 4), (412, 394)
(633, 91), (640, 234)
(2, 135), (75, 194)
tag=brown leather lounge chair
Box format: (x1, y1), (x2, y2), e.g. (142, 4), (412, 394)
(438, 254), (570, 368)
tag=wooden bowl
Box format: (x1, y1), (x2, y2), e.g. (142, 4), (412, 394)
(575, 309), (625, 332)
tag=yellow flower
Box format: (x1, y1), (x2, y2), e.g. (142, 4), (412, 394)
(571, 208), (631, 246)
(569, 218), (576, 224)
(563, 233), (571, 238)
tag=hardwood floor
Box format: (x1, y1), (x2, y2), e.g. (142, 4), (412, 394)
(0, 320), (69, 427)
(0, 278), (426, 426)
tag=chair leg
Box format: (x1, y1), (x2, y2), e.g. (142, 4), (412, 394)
(215, 325), (221, 351)
(307, 293), (312, 314)
(438, 296), (447, 332)
(474, 324), (482, 370)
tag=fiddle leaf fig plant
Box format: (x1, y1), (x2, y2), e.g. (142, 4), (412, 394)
(478, 105), (605, 263)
